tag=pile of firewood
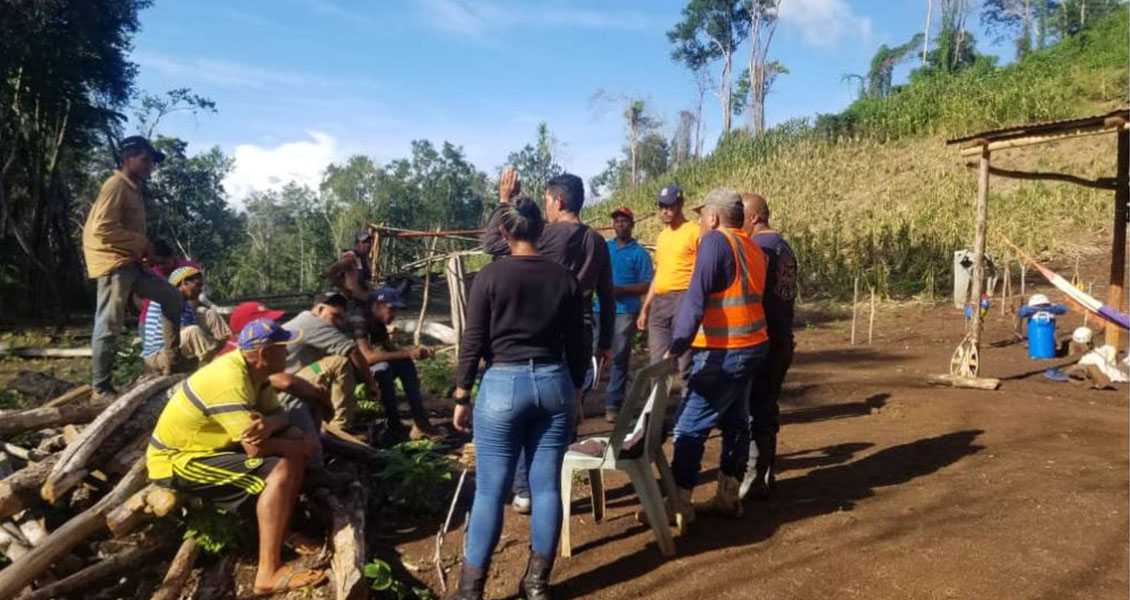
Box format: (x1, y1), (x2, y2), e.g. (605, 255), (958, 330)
(0, 375), (380, 600)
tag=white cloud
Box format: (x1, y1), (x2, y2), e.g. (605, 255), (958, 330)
(777, 0), (872, 47)
(419, 0), (657, 37)
(224, 132), (340, 201)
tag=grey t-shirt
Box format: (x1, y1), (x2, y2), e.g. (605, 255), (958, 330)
(282, 310), (356, 373)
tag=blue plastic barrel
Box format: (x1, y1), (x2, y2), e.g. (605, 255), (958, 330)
(1028, 313), (1056, 359)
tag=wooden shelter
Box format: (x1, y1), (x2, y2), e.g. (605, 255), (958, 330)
(945, 106), (1128, 377)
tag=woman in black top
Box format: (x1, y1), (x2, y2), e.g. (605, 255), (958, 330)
(450, 197), (586, 600)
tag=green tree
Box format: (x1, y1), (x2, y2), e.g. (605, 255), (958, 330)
(866, 34), (925, 98)
(668, 0), (751, 137)
(0, 0), (153, 315)
(505, 122), (563, 202)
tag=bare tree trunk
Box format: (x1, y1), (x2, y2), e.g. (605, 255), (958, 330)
(719, 51), (733, 137)
(922, 0), (934, 65)
(693, 72), (707, 158)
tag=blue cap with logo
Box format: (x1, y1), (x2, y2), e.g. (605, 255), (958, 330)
(237, 318), (301, 351)
(370, 286), (406, 308)
(657, 185), (683, 206)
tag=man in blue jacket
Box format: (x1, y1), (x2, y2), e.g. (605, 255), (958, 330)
(595, 207), (653, 422)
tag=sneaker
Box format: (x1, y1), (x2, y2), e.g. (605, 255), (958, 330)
(512, 491), (531, 515)
(604, 409), (619, 423)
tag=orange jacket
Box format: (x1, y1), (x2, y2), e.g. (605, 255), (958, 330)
(691, 228), (769, 349)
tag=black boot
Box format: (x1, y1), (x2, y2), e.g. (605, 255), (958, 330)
(446, 562), (485, 600)
(518, 550), (554, 600)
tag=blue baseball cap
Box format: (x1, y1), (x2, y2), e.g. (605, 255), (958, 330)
(238, 318), (301, 351)
(657, 185), (683, 206)
(370, 286), (406, 308)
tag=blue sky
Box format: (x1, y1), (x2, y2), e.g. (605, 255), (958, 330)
(131, 0), (1008, 202)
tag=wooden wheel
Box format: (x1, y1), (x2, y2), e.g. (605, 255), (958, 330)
(950, 336), (980, 377)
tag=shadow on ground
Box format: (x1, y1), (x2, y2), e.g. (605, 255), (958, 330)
(557, 429), (985, 599)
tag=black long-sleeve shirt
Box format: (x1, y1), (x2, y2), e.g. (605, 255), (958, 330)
(482, 204), (615, 350)
(456, 255), (588, 389)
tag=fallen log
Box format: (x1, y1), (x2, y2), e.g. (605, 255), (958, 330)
(1, 441), (49, 463)
(106, 484), (179, 537)
(103, 433), (149, 476)
(20, 540), (165, 600)
(42, 375), (182, 504)
(190, 553), (235, 600)
(928, 374), (1002, 390)
(0, 454), (60, 518)
(0, 347), (92, 358)
(318, 485), (368, 600)
(0, 459), (148, 600)
(0, 405), (103, 438)
(0, 525), (30, 562)
(43, 385), (92, 409)
(150, 538), (199, 600)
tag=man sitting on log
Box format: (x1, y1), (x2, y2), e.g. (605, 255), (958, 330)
(280, 292), (380, 485)
(141, 266), (230, 371)
(353, 287), (446, 441)
(146, 318), (327, 594)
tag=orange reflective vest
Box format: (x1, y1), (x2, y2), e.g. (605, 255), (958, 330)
(691, 228), (769, 349)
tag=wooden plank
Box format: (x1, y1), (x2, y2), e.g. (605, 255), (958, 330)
(929, 374), (1001, 390)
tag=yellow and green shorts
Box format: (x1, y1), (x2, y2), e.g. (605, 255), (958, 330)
(156, 452), (280, 513)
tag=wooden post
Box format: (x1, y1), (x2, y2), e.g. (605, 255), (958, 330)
(851, 276), (859, 346)
(868, 287), (876, 345)
(1108, 129), (1128, 351)
(969, 147), (991, 345)
(414, 230), (441, 347)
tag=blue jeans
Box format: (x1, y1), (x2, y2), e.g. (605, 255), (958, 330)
(371, 359), (427, 423)
(671, 344), (767, 490)
(602, 312), (638, 410)
(465, 361), (575, 569)
(92, 264), (182, 391)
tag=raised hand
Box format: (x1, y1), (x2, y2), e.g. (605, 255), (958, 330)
(499, 167), (520, 204)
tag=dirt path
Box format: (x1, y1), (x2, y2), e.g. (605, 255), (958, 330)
(400, 297), (1128, 600)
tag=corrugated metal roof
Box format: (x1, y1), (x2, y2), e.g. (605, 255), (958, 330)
(946, 105), (1129, 145)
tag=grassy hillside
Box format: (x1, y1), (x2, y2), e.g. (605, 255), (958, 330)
(597, 11), (1128, 300)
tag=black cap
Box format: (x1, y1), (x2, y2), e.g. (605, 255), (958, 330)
(118, 136), (166, 164)
(355, 230), (373, 244)
(657, 185), (683, 206)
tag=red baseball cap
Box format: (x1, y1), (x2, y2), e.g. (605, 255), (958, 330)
(229, 302), (285, 334)
(610, 206), (634, 222)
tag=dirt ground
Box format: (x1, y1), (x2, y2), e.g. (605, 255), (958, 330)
(392, 286), (1129, 599)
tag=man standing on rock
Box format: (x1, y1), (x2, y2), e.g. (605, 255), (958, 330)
(83, 136), (183, 403)
(740, 193), (798, 500)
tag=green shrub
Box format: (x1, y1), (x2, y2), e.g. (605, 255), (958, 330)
(362, 557), (436, 599)
(374, 440), (453, 515)
(183, 506), (244, 554)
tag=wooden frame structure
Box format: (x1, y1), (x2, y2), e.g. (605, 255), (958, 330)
(946, 105), (1129, 364)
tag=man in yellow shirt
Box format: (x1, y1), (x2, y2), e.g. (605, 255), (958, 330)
(147, 318), (326, 594)
(638, 185), (700, 378)
(82, 136), (183, 402)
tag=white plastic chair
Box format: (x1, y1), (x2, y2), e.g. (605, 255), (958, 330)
(559, 360), (680, 557)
